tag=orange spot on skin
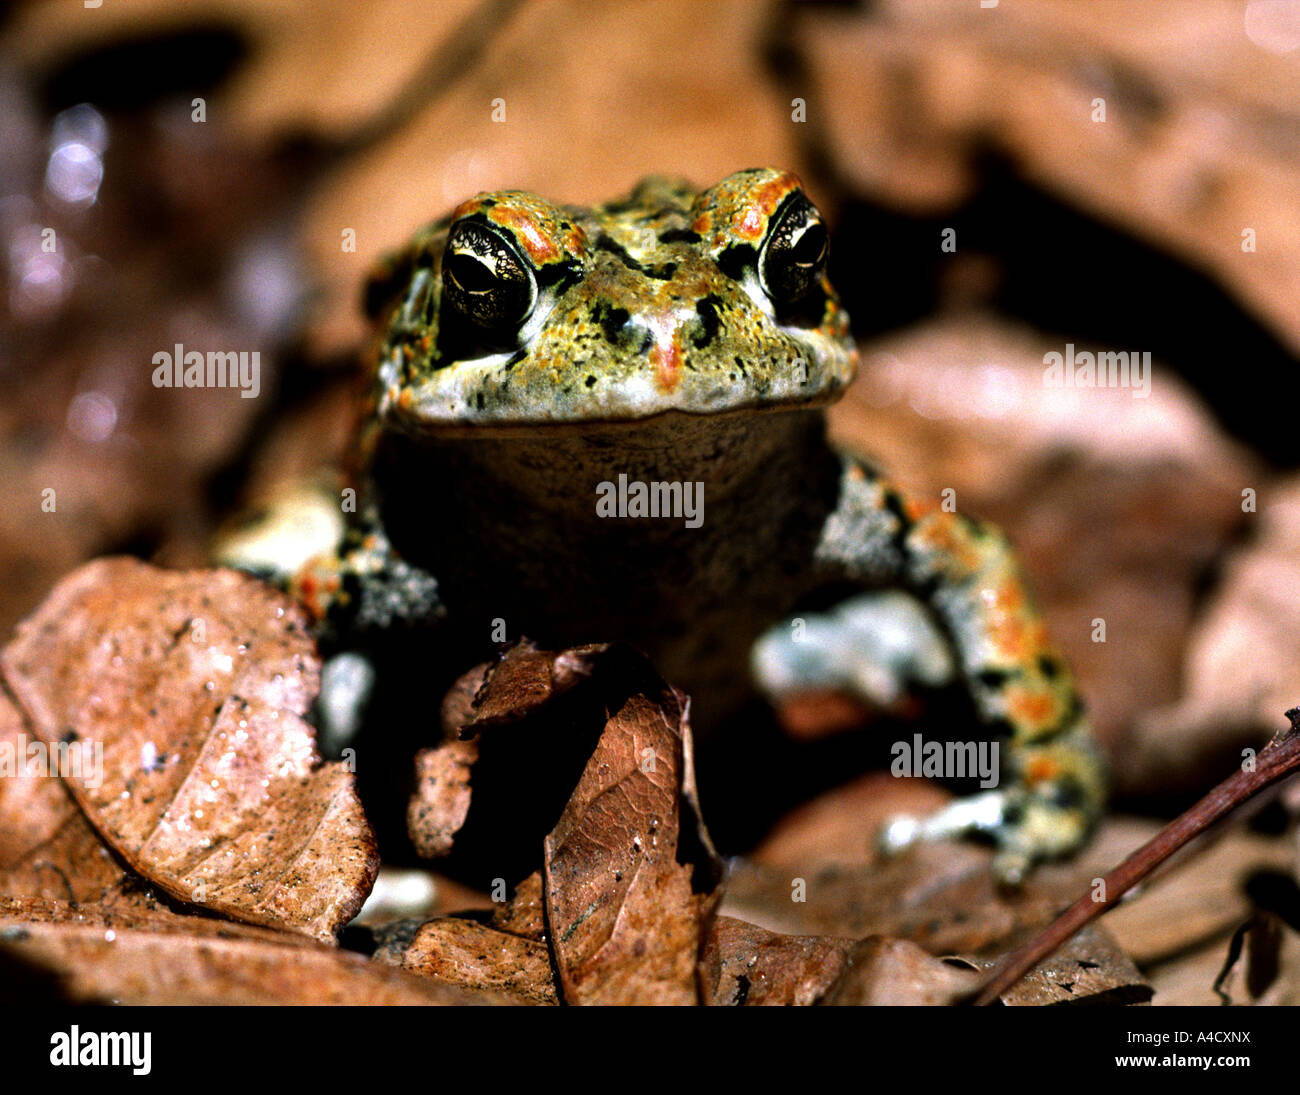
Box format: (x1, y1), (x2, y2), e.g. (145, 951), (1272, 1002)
(988, 603), (1054, 660)
(904, 497), (940, 522)
(730, 171), (803, 241)
(1009, 687), (1062, 733)
(990, 615), (1028, 659)
(980, 581), (1040, 661)
(650, 332), (682, 393)
(1025, 754), (1060, 785)
(293, 568), (341, 623)
(739, 205), (766, 239)
(914, 516), (982, 573)
(450, 198), (487, 221)
(981, 581), (1024, 613)
(488, 206), (561, 264)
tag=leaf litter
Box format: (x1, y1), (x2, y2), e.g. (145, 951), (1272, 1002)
(0, 561), (1159, 1005)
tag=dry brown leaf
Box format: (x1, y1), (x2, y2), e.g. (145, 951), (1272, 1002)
(490, 870), (547, 942)
(0, 895), (317, 946)
(462, 641), (603, 730)
(539, 652), (722, 1005)
(0, 688), (134, 905)
(0, 688), (79, 870)
(799, 1), (1300, 353)
(372, 916), (556, 1005)
(1152, 917), (1300, 1007)
(405, 646), (605, 859)
(405, 662), (490, 858)
(962, 924), (1152, 1007)
(0, 902), (501, 1005)
(1, 689), (339, 937)
(408, 739), (480, 860)
(1125, 476), (1300, 795)
(408, 642), (724, 1004)
(1, 557), (377, 944)
(723, 843), (1154, 1005)
(1102, 830), (1295, 967)
(1, 671), (369, 941)
(723, 843), (1057, 956)
(821, 937), (981, 1006)
(701, 915), (855, 1006)
(0, 812), (132, 910)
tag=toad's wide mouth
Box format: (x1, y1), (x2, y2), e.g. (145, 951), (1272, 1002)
(374, 337), (860, 435)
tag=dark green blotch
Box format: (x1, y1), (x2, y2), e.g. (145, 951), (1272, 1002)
(691, 295), (723, 349)
(591, 302), (632, 345)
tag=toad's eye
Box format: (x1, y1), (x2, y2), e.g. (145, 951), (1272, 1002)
(758, 193), (828, 305)
(442, 221), (538, 331)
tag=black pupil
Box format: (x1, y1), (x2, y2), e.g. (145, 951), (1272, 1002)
(449, 252), (497, 293)
(791, 222), (826, 266)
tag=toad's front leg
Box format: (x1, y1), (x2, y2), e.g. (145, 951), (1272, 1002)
(806, 460), (1107, 885)
(216, 488), (443, 749)
(216, 483), (443, 642)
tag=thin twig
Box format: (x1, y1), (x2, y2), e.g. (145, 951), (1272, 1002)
(970, 707), (1300, 1006)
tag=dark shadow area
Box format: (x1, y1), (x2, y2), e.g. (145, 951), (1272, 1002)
(39, 26), (248, 113)
(830, 151), (1299, 468)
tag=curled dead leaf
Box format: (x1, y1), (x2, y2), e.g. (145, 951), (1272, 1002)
(405, 645), (604, 861)
(534, 646), (724, 1005)
(409, 642), (724, 1004)
(461, 640), (603, 731)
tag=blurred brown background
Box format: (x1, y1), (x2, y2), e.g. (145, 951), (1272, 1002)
(1, 0), (1299, 810)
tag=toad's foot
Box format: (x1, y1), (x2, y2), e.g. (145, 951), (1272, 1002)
(878, 725), (1106, 886)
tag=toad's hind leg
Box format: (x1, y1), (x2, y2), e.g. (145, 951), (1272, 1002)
(801, 460), (1107, 885)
